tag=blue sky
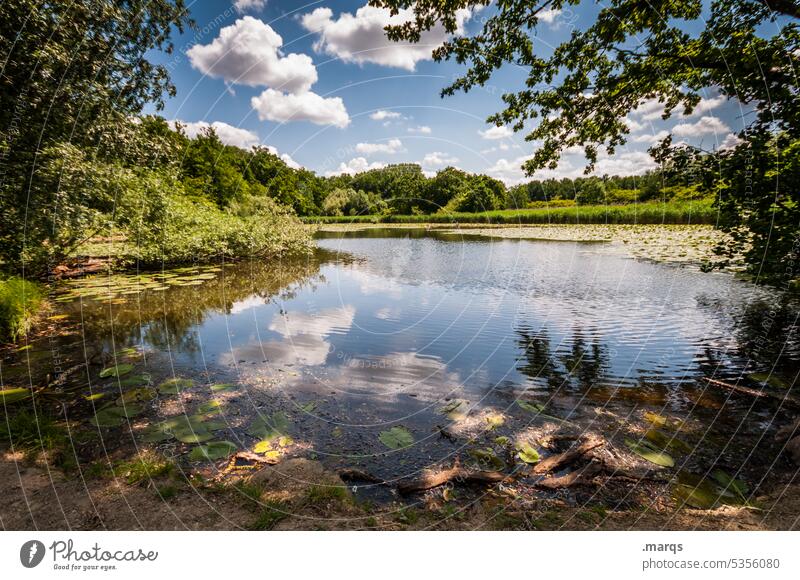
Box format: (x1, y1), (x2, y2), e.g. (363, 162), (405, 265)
(151, 0), (748, 183)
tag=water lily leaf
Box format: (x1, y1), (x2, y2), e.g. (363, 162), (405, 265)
(644, 429), (692, 454)
(485, 414), (505, 429)
(711, 469), (749, 498)
(173, 429), (214, 444)
(277, 435), (293, 447)
(625, 438), (675, 467)
(83, 393), (105, 402)
(197, 400), (223, 414)
(438, 399), (469, 421)
(189, 441), (237, 462)
(89, 404), (143, 428)
(246, 412), (289, 440)
(469, 447), (505, 469)
(748, 372), (788, 389)
(300, 401), (317, 412)
(158, 378), (193, 395)
(517, 400), (545, 414)
(210, 383), (237, 393)
(253, 440), (272, 454)
(117, 374), (151, 388)
(99, 363), (134, 378)
(140, 428), (175, 443)
(116, 387), (156, 405)
(0, 387), (32, 404)
(494, 436), (511, 445)
(517, 443), (540, 464)
(379, 426), (414, 449)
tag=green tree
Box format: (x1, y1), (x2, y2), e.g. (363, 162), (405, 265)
(426, 166), (470, 211)
(0, 0), (191, 274)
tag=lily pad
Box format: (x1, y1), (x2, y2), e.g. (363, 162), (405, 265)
(748, 372), (788, 389)
(157, 378), (193, 395)
(246, 412), (289, 440)
(89, 404), (143, 428)
(117, 374), (151, 388)
(644, 429), (692, 454)
(253, 440), (273, 454)
(173, 429), (215, 444)
(99, 363), (134, 378)
(516, 443), (540, 464)
(210, 383), (237, 393)
(625, 438), (675, 467)
(379, 426), (414, 449)
(188, 441), (237, 462)
(469, 447), (505, 470)
(116, 387), (156, 406)
(485, 414), (505, 429)
(197, 400), (223, 414)
(517, 400), (545, 414)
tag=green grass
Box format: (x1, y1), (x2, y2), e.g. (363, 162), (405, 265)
(0, 276), (44, 343)
(248, 500), (290, 530)
(0, 410), (70, 465)
(303, 199), (717, 226)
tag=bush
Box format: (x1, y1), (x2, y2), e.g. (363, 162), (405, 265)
(118, 173), (312, 266)
(0, 277), (44, 342)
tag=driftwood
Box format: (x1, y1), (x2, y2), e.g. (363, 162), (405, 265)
(531, 435), (605, 475)
(703, 377), (800, 408)
(338, 468), (384, 484)
(397, 463), (509, 495)
(535, 462), (603, 489)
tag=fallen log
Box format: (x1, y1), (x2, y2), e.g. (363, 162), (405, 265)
(535, 462), (603, 489)
(397, 463), (509, 495)
(703, 377), (800, 408)
(531, 435), (605, 475)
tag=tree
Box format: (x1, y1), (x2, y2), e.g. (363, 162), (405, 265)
(372, 0), (800, 284)
(576, 179), (606, 205)
(425, 166), (470, 211)
(0, 0), (191, 274)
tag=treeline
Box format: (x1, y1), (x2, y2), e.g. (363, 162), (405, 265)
(169, 119), (702, 218)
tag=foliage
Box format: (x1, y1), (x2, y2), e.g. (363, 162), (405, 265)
(0, 277), (43, 342)
(370, 0), (800, 284)
(322, 188), (387, 216)
(0, 0), (191, 274)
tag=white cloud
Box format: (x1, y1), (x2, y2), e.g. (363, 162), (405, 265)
(408, 125), (432, 134)
(370, 109), (402, 121)
(479, 125), (513, 140)
(671, 115), (730, 137)
(234, 0), (266, 12)
(301, 5), (471, 71)
(265, 146), (301, 169)
(719, 133), (743, 151)
(632, 130), (670, 144)
(251, 89), (350, 127)
(355, 138), (404, 155)
(624, 117), (646, 133)
(685, 95), (726, 116)
(327, 157), (386, 176)
(187, 16), (317, 93)
(633, 98), (668, 121)
(172, 120), (260, 149)
(421, 151), (459, 169)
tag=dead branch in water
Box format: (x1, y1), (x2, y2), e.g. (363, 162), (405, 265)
(397, 462), (510, 495)
(703, 377), (800, 408)
(531, 435), (605, 475)
(535, 461), (603, 489)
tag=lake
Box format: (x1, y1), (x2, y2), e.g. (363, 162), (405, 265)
(5, 227), (796, 497)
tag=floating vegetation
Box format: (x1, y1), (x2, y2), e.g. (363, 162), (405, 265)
(117, 374), (151, 388)
(99, 363), (134, 378)
(748, 372), (788, 389)
(624, 438), (675, 467)
(485, 413), (505, 429)
(157, 378), (193, 395)
(89, 404), (144, 428)
(188, 441), (237, 462)
(379, 426), (414, 449)
(210, 383), (237, 393)
(516, 442), (540, 464)
(140, 412), (226, 443)
(469, 447), (505, 469)
(246, 412), (290, 441)
(671, 471), (751, 509)
(644, 429), (693, 454)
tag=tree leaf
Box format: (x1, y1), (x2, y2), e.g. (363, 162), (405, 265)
(516, 443), (540, 464)
(625, 438), (675, 467)
(99, 363), (134, 378)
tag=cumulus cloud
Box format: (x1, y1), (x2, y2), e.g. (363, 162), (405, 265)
(301, 5), (472, 70)
(265, 145), (301, 169)
(538, 8), (561, 24)
(370, 109), (403, 121)
(327, 157), (386, 176)
(719, 133), (743, 151)
(632, 130), (670, 144)
(172, 120), (260, 149)
(671, 115), (730, 137)
(355, 138), (404, 155)
(234, 0), (266, 12)
(685, 95), (726, 116)
(421, 151), (459, 169)
(488, 149), (656, 184)
(408, 125), (432, 134)
(187, 17), (317, 93)
(632, 98), (668, 121)
(479, 125), (513, 140)
(251, 89), (350, 127)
